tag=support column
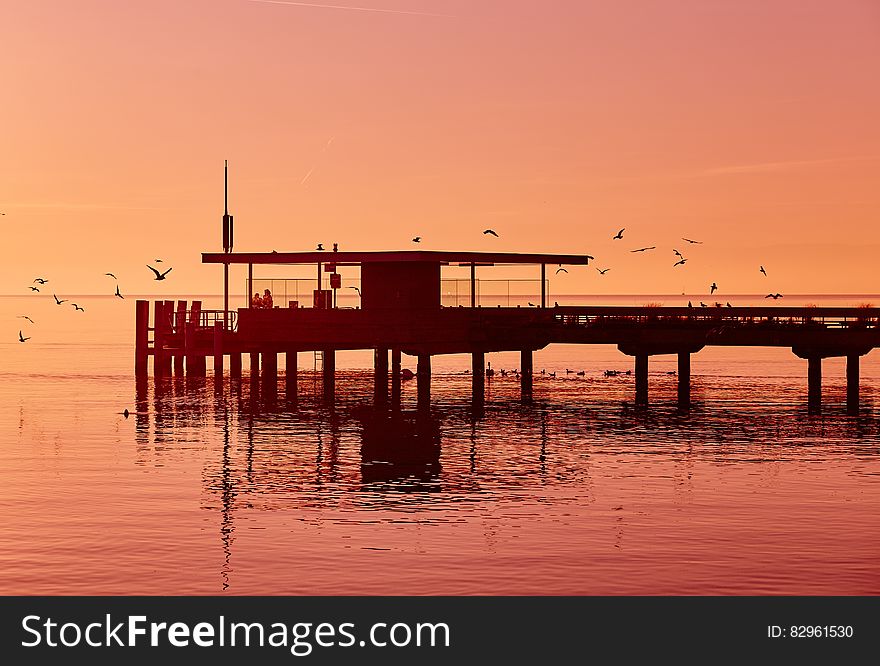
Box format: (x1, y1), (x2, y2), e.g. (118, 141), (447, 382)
(213, 321), (224, 382)
(391, 349), (402, 409)
(472, 351), (485, 405)
(374, 348), (389, 406)
(286, 350), (298, 401)
(185, 319), (197, 376)
(153, 301), (166, 378)
(323, 349), (335, 402)
(135, 300), (149, 378)
(417, 353), (431, 411)
(635, 353), (648, 406)
(262, 350), (277, 397)
(677, 351), (691, 408)
(249, 351), (260, 388)
(808, 356), (821, 413)
(520, 349), (533, 401)
(540, 264), (546, 308)
(846, 354), (859, 416)
(230, 352), (242, 380)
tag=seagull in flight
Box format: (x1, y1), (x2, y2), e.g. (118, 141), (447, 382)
(630, 246), (655, 253)
(555, 267), (568, 274)
(412, 236), (421, 243)
(673, 259), (687, 267)
(596, 268), (610, 275)
(612, 228), (625, 240)
(483, 229), (499, 237)
(19, 330), (30, 343)
(759, 265), (767, 276)
(147, 265), (172, 281)
(29, 286), (40, 292)
(710, 282), (717, 294)
(115, 284), (124, 299)
(18, 316), (34, 324)
(315, 243), (324, 251)
(682, 237), (702, 244)
(33, 278), (48, 284)
(105, 273), (117, 279)
(154, 258), (163, 263)
(53, 294), (67, 305)
(72, 303), (84, 312)
(765, 293), (783, 299)
(673, 249), (684, 259)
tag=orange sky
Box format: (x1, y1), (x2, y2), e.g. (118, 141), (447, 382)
(2, 0), (879, 296)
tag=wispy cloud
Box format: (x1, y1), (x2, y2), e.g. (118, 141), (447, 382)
(247, 0), (455, 18)
(704, 155), (880, 175)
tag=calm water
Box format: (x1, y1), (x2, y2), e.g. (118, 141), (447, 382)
(1, 294), (879, 595)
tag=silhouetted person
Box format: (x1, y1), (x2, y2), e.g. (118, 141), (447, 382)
(252, 292), (263, 308)
(262, 288), (273, 308)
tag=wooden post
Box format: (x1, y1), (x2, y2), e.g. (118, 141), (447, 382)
(153, 301), (166, 378)
(635, 353), (648, 406)
(540, 264), (546, 308)
(135, 300), (149, 378)
(677, 351), (691, 409)
(174, 300), (186, 376)
(391, 349), (402, 409)
(190, 301), (205, 376)
(472, 351), (485, 405)
(520, 349), (533, 401)
(846, 354), (859, 416)
(213, 321), (224, 381)
(374, 348), (389, 406)
(185, 319), (197, 376)
(249, 351), (260, 380)
(248, 263), (253, 308)
(417, 353), (431, 411)
(286, 350), (298, 401)
(470, 263), (476, 308)
(262, 350), (277, 397)
(808, 356), (822, 413)
(230, 351), (242, 380)
(323, 349), (335, 402)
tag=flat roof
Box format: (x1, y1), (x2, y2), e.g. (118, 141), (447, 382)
(202, 250), (593, 266)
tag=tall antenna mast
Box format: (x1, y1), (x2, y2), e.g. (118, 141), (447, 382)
(222, 160), (234, 253)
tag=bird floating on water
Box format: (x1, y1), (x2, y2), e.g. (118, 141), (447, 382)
(631, 246), (655, 253)
(483, 229), (499, 237)
(19, 330), (30, 343)
(53, 294), (67, 305)
(147, 265), (172, 281)
(612, 228), (625, 240)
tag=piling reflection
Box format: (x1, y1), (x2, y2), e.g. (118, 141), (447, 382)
(358, 409), (442, 490)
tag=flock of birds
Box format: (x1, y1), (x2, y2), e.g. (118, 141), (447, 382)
(17, 260), (174, 343)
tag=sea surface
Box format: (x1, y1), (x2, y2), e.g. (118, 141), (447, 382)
(1, 294), (879, 595)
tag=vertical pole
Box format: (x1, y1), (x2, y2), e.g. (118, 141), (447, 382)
(417, 353), (431, 411)
(163, 300), (175, 376)
(391, 349), (402, 409)
(135, 300), (149, 378)
(374, 348), (389, 406)
(317, 262), (322, 301)
(808, 356), (821, 413)
(230, 351), (242, 380)
(262, 350), (277, 398)
(224, 262), (229, 329)
(323, 349), (335, 402)
(520, 349), (533, 401)
(846, 353), (859, 416)
(174, 301), (186, 376)
(472, 351), (485, 405)
(540, 264), (546, 308)
(677, 351), (691, 409)
(153, 301), (166, 378)
(249, 351), (260, 384)
(213, 321), (224, 381)
(470, 262), (476, 308)
(248, 263), (253, 308)
(185, 319), (196, 376)
(286, 350), (298, 401)
(635, 353), (648, 405)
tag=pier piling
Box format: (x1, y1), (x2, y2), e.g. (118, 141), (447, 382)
(635, 353), (649, 406)
(520, 349), (533, 401)
(417, 354), (431, 411)
(213, 322), (224, 380)
(135, 300), (149, 378)
(323, 349), (336, 402)
(808, 356), (822, 413)
(391, 349), (402, 409)
(847, 354), (859, 416)
(286, 350), (297, 401)
(472, 351), (485, 405)
(262, 351), (277, 397)
(153, 301), (167, 378)
(677, 351), (691, 408)
(230, 352), (242, 380)
(249, 351), (260, 386)
(174, 301), (186, 376)
(374, 348), (389, 406)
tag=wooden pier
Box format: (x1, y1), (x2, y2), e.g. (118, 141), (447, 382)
(134, 251), (880, 414)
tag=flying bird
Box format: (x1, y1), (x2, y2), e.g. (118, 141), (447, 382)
(72, 303), (84, 312)
(53, 294), (67, 305)
(555, 267), (568, 274)
(483, 229), (499, 237)
(115, 285), (124, 299)
(631, 246), (655, 253)
(710, 282), (717, 294)
(33, 278), (48, 284)
(154, 258), (163, 263)
(596, 268), (610, 275)
(412, 237), (421, 243)
(682, 237), (702, 244)
(673, 249), (684, 258)
(760, 266), (767, 276)
(17, 316), (34, 324)
(612, 228), (625, 240)
(315, 243), (324, 251)
(673, 259), (687, 267)
(29, 286), (40, 292)
(765, 293), (783, 299)
(105, 273), (117, 279)
(146, 265), (172, 281)
(19, 330), (30, 343)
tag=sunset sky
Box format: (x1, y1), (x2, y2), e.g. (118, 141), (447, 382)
(2, 0), (879, 296)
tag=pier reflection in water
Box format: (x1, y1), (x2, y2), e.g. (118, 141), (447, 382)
(122, 367), (880, 595)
